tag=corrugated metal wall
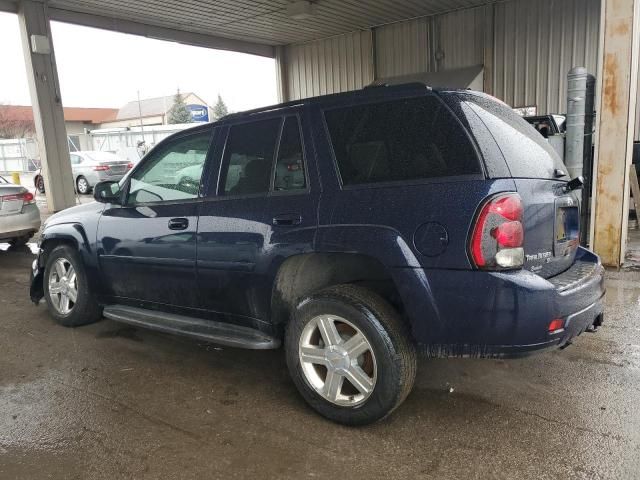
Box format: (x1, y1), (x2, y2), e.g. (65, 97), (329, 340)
(282, 30), (374, 100)
(492, 0), (601, 113)
(437, 6), (487, 71)
(282, 0), (602, 120)
(374, 16), (435, 78)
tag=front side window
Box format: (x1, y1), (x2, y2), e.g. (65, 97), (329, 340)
(127, 130), (211, 204)
(324, 96), (480, 186)
(274, 117), (306, 192)
(221, 118), (280, 196)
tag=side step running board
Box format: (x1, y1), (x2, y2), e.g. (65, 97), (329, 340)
(103, 305), (280, 350)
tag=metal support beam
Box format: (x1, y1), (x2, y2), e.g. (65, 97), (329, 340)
(591, 0), (640, 267)
(18, 0), (75, 212)
(274, 46), (289, 103)
(48, 8), (274, 58)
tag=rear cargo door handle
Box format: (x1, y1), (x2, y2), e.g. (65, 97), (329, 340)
(272, 214), (302, 226)
(168, 217), (189, 230)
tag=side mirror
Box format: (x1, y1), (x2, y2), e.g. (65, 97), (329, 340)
(94, 181), (122, 203)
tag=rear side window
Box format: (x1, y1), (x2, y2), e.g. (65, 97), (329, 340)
(324, 96), (480, 186)
(460, 93), (567, 179)
(221, 118), (280, 195)
(274, 117), (306, 192)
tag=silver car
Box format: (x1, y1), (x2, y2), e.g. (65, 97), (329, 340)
(34, 151), (132, 195)
(0, 175), (41, 246)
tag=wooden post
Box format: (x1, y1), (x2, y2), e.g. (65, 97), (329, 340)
(591, 0), (640, 266)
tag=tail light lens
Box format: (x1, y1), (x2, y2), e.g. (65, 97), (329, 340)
(470, 193), (525, 270)
(93, 165), (109, 171)
(1, 191), (35, 205)
(548, 319), (565, 333)
(126, 163), (134, 170)
(22, 191), (35, 204)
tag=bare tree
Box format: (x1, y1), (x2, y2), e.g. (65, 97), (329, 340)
(0, 104), (36, 139)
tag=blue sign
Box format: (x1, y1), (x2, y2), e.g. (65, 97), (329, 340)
(187, 104), (209, 122)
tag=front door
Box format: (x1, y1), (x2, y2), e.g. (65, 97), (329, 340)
(97, 128), (213, 309)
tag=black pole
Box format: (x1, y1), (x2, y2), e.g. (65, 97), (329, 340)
(581, 74), (596, 247)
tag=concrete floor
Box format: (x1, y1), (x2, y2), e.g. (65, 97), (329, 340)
(1, 246), (640, 479)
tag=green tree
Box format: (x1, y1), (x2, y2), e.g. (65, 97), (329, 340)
(167, 89), (192, 124)
(212, 94), (229, 120)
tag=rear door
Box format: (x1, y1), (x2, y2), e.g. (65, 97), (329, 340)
(452, 92), (579, 277)
(196, 112), (318, 327)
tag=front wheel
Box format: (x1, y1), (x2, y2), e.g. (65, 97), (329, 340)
(43, 245), (102, 327)
(285, 284), (417, 425)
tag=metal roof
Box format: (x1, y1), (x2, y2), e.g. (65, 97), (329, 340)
(0, 105), (118, 124)
(7, 0), (497, 53)
(116, 93), (207, 120)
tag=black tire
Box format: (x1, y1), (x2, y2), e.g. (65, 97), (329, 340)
(36, 175), (45, 194)
(285, 284), (417, 426)
(43, 245), (102, 327)
(9, 235), (31, 247)
(76, 176), (90, 195)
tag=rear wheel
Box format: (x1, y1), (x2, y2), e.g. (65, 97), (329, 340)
(285, 284), (416, 425)
(76, 176), (90, 195)
(43, 245), (102, 327)
(36, 175), (45, 194)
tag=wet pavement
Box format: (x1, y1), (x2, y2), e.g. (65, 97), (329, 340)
(1, 246), (639, 479)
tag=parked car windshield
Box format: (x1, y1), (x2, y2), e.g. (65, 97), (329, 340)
(324, 95), (480, 186)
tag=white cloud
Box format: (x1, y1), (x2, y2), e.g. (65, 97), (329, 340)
(0, 12), (277, 111)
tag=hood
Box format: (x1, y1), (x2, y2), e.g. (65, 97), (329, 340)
(44, 201), (105, 229)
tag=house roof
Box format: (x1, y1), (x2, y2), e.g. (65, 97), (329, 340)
(116, 92), (207, 120)
(0, 105), (118, 124)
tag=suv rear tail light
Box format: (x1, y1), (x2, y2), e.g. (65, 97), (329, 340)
(470, 193), (524, 270)
(126, 162), (134, 170)
(94, 165), (109, 171)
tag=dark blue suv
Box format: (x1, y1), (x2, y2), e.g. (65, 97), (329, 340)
(30, 84), (605, 425)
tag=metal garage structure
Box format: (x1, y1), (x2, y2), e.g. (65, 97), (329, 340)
(0, 0), (638, 267)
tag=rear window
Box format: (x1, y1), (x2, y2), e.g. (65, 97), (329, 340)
(324, 96), (480, 186)
(460, 93), (568, 179)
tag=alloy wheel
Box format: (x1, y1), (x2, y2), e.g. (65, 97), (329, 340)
(298, 314), (377, 406)
(48, 258), (78, 315)
(77, 177), (89, 194)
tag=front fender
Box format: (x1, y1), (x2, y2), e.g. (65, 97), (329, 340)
(35, 223), (102, 298)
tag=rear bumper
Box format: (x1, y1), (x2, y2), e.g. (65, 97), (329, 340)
(393, 247), (605, 358)
(0, 204), (41, 240)
(95, 171), (125, 183)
